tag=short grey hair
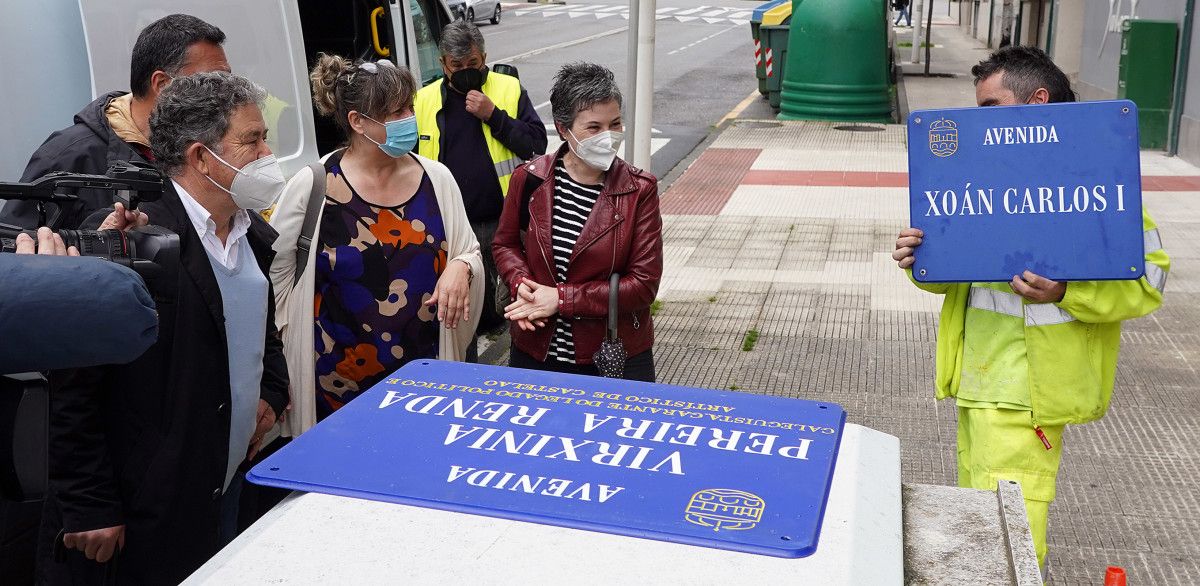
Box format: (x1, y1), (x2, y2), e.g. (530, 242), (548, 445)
(440, 20), (485, 60)
(550, 62), (623, 133)
(150, 71), (266, 176)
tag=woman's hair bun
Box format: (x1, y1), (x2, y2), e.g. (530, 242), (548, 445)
(310, 52), (351, 116)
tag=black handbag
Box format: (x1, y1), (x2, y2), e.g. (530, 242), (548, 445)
(592, 273), (627, 378)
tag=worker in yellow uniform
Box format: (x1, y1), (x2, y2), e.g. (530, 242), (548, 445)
(892, 47), (1169, 578)
(415, 20), (547, 360)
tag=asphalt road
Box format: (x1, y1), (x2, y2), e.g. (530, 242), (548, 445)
(478, 1), (761, 179)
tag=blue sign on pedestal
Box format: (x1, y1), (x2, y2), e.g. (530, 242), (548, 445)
(908, 100), (1145, 282)
(249, 361), (846, 558)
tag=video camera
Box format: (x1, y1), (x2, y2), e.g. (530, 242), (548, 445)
(1, 163), (177, 501)
(0, 162), (180, 298)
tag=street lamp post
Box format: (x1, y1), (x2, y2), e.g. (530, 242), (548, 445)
(626, 0), (656, 169)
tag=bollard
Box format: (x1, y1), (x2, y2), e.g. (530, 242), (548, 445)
(1104, 566), (1127, 586)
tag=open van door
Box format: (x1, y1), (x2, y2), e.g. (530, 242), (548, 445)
(79, 0), (320, 177)
(292, 0), (451, 154)
(78, 0), (452, 174)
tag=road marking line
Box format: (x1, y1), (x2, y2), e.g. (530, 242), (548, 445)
(596, 5), (624, 11)
(718, 90), (761, 126)
(675, 6), (708, 15)
(667, 23), (739, 56)
(490, 25), (628, 65)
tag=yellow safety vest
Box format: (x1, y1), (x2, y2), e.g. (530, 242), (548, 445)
(414, 72), (524, 197)
(908, 211), (1170, 427)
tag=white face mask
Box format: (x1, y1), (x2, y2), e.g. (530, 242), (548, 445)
(201, 145), (285, 211)
(567, 129), (624, 171)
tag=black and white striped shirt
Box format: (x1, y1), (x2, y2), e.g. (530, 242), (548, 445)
(547, 160), (602, 363)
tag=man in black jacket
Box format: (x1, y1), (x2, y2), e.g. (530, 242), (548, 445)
(0, 14), (229, 229)
(37, 72), (289, 585)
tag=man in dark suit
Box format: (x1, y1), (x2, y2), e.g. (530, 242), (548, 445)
(38, 72), (289, 585)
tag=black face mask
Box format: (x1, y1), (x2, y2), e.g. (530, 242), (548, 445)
(450, 66), (487, 93)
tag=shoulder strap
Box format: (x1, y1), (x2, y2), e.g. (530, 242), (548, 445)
(519, 165), (543, 231)
(293, 162), (327, 285)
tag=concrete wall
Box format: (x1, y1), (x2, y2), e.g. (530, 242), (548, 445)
(1178, 6), (1200, 166)
(1068, 0), (1200, 162)
(1050, 0), (1085, 83)
(1077, 0), (1184, 101)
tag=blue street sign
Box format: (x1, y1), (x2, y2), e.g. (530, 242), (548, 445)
(249, 361), (847, 558)
(908, 100), (1145, 282)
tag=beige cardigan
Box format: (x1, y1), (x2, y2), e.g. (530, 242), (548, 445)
(267, 153), (483, 439)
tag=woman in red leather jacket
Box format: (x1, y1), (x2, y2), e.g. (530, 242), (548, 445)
(493, 62), (663, 381)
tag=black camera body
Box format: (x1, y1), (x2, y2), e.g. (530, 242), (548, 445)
(0, 162), (180, 300)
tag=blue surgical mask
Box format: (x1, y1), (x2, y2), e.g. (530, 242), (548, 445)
(362, 114), (418, 157)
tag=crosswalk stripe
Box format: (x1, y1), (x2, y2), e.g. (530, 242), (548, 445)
(509, 3), (749, 25)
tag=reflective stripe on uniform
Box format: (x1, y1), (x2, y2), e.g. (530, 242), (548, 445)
(968, 287), (1076, 327)
(494, 156), (523, 180)
(1024, 303), (1076, 327)
(1143, 228), (1168, 293)
(1144, 228), (1162, 253)
(1145, 263), (1168, 293)
(967, 286), (1022, 318)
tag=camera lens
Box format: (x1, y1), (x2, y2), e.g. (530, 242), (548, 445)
(58, 229), (129, 260)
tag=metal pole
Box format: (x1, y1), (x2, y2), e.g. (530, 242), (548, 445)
(925, 0), (935, 74)
(1017, 0), (1027, 45)
(911, 0), (925, 63)
(632, 0), (655, 169)
(625, 0), (639, 161)
(1045, 0), (1057, 54)
(987, 0), (995, 47)
(1168, 0), (1196, 156)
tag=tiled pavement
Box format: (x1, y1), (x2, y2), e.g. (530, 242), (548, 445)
(654, 120), (1200, 584)
(645, 14), (1200, 584)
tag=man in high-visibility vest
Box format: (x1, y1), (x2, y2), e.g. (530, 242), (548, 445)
(893, 47), (1169, 576)
(415, 20), (547, 358)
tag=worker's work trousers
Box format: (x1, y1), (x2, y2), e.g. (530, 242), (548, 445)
(957, 406), (1065, 568)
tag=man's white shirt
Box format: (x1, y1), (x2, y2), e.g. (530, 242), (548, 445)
(173, 179), (252, 269)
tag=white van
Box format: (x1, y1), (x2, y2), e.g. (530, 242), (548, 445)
(0, 0), (454, 182)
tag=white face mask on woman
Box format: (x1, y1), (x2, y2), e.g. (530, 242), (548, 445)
(202, 145), (286, 211)
(568, 129), (624, 171)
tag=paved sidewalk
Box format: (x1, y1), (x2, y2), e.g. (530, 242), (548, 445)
(649, 15), (1200, 586)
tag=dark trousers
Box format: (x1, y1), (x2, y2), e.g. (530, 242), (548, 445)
(466, 219), (503, 363)
(0, 499), (40, 585)
(509, 347), (656, 382)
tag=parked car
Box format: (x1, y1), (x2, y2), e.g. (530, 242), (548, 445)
(448, 0), (501, 25)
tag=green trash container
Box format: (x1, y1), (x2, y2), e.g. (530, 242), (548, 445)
(751, 0), (790, 97)
(778, 0), (891, 123)
(762, 21), (792, 110)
